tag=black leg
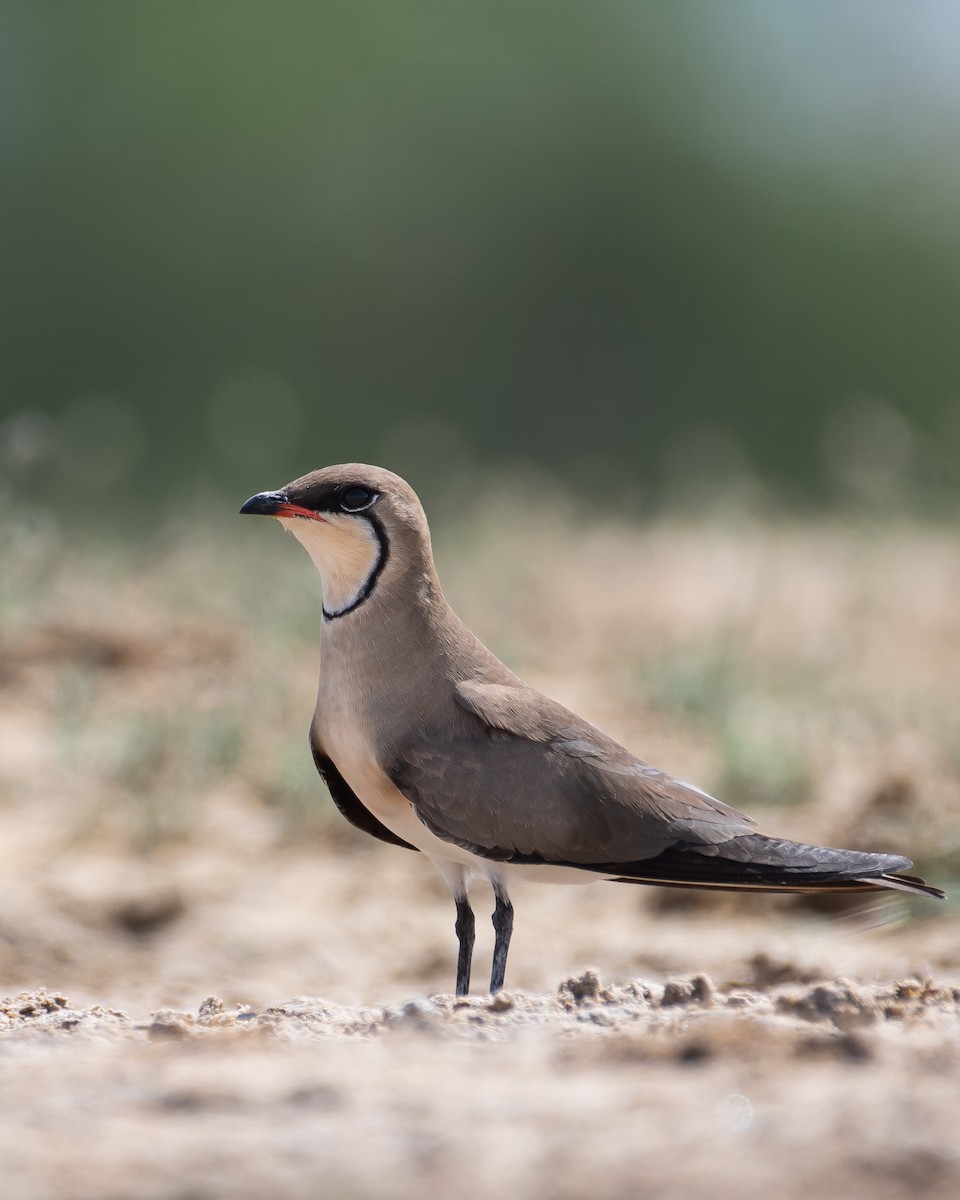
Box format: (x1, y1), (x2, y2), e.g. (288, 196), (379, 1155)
(454, 896), (475, 997)
(490, 885), (514, 993)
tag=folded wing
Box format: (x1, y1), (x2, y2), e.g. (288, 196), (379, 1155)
(387, 679), (943, 899)
(388, 679), (755, 865)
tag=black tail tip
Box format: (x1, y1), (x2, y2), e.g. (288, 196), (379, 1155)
(874, 872), (946, 901)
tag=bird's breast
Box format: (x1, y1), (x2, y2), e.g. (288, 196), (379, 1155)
(311, 679), (475, 869)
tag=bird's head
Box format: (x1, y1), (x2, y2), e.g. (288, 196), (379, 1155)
(240, 463), (433, 619)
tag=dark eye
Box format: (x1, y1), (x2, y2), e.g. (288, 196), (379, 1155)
(339, 485), (376, 512)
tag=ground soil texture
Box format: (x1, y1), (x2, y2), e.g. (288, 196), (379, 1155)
(2, 514), (959, 1198)
(3, 967), (960, 1200)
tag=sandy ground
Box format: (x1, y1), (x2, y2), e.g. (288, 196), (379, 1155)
(1, 510), (959, 1198)
(3, 967), (960, 1200)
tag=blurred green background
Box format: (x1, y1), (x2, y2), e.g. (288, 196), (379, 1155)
(3, 0), (960, 521)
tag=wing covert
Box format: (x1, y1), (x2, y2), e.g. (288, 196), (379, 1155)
(387, 679), (754, 865)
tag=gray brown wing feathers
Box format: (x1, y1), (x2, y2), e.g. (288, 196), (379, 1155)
(387, 680), (944, 900)
(388, 679), (755, 864)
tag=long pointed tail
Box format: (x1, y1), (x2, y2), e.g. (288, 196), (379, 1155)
(600, 833), (945, 899)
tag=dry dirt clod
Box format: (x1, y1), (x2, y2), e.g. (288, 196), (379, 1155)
(775, 980), (879, 1031)
(661, 974), (715, 1007)
(147, 1009), (196, 1040)
(0, 990), (70, 1021)
(383, 997), (445, 1032)
(488, 992), (515, 1012)
(558, 970), (604, 1006)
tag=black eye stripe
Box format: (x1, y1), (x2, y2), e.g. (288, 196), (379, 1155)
(339, 485), (377, 512)
(283, 481), (381, 515)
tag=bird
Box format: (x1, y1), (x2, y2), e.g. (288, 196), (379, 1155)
(240, 463), (944, 996)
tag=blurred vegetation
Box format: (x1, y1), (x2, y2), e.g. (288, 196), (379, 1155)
(2, 2), (960, 525)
